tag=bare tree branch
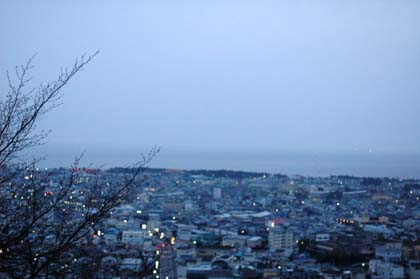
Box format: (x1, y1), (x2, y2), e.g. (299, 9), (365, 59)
(0, 53), (158, 278)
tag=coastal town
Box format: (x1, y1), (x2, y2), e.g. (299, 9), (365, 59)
(21, 167), (420, 279)
(2, 1), (420, 278)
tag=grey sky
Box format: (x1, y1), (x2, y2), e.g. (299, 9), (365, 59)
(1, 0), (420, 158)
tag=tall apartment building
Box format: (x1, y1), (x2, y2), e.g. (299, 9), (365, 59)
(269, 227), (294, 251)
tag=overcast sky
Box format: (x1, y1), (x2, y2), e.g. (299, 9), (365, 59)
(1, 0), (420, 160)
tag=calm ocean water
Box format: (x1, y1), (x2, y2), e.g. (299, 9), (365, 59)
(26, 145), (420, 179)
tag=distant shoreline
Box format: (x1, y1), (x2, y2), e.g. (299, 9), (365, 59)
(23, 145), (420, 179)
(40, 166), (420, 182)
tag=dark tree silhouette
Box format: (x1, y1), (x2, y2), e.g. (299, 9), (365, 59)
(0, 54), (158, 278)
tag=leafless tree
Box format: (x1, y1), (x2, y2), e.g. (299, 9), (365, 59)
(0, 53), (158, 278)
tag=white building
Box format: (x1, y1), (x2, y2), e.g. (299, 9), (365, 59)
(269, 227), (294, 251)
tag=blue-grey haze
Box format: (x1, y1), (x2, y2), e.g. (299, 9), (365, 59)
(27, 144), (420, 179)
(1, 0), (420, 177)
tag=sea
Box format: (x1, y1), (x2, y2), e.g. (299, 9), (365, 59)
(25, 145), (420, 179)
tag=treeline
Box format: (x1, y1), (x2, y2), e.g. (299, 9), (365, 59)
(188, 169), (270, 179)
(107, 167), (289, 180)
